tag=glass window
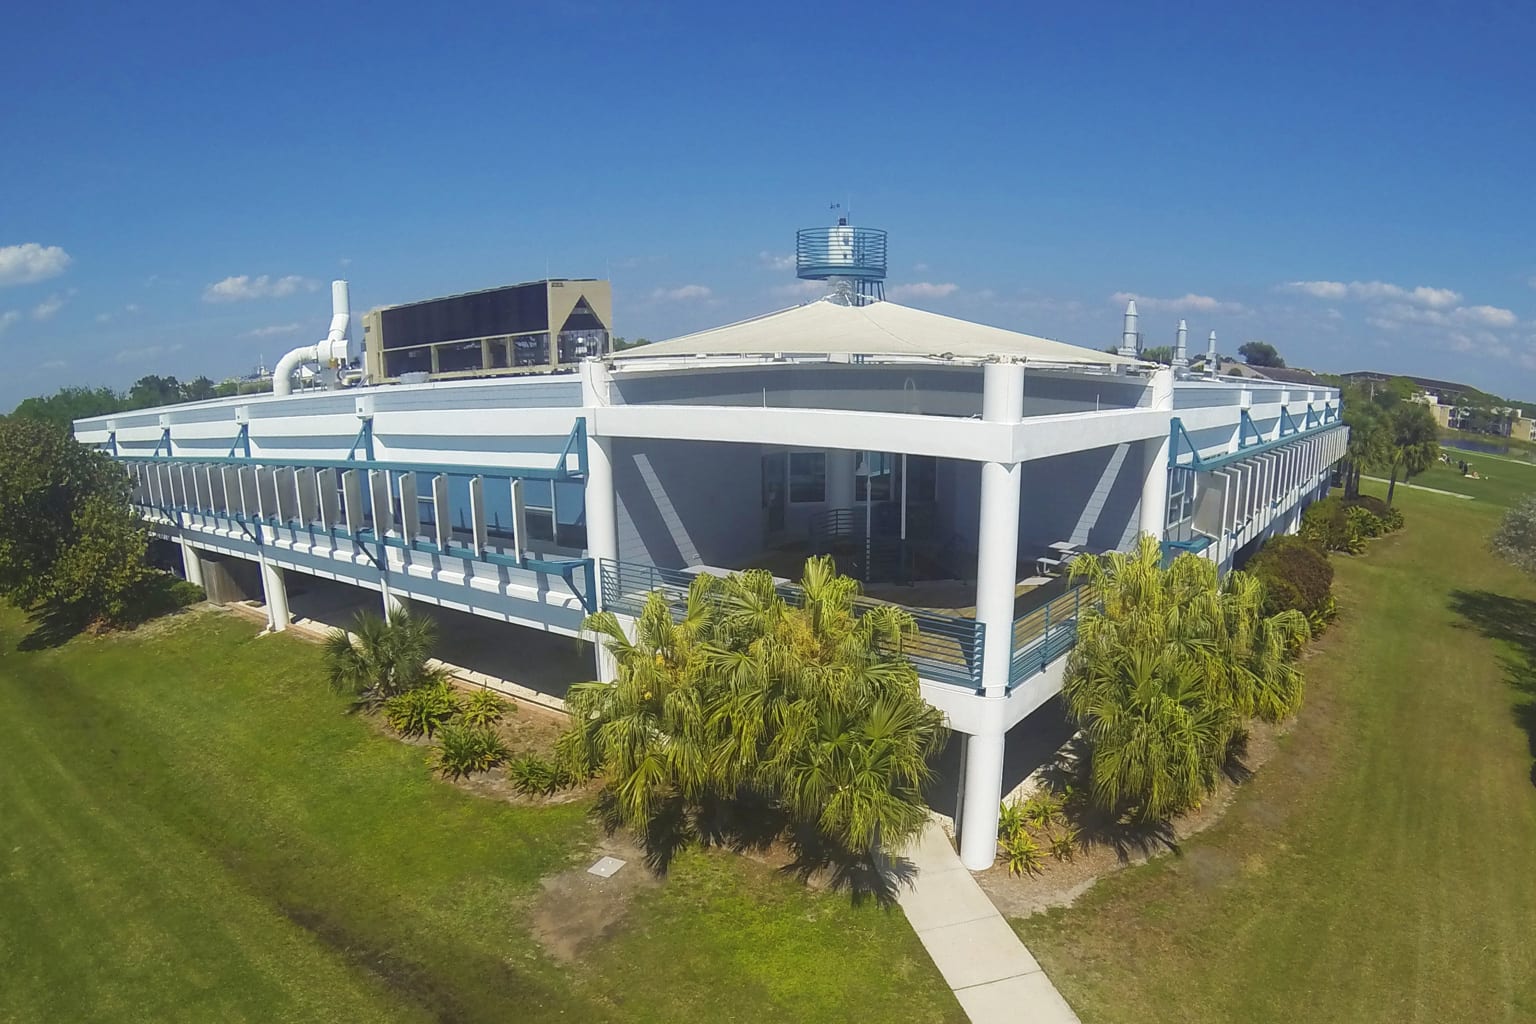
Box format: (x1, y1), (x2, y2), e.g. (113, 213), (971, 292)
(856, 452), (895, 502)
(436, 340), (485, 373)
(788, 452), (826, 503)
(513, 333), (550, 367)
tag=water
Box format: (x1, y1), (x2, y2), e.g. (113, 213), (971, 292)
(1442, 437), (1512, 456)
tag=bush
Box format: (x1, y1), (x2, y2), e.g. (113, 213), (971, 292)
(1347, 505), (1384, 540)
(1343, 494), (1390, 519)
(459, 689), (509, 728)
(1000, 829), (1044, 877)
(383, 681), (461, 737)
(506, 754), (574, 796)
(1380, 506), (1405, 532)
(430, 723), (509, 779)
(1247, 535), (1334, 619)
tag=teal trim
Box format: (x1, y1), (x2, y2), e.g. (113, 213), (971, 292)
(1239, 409), (1264, 448)
(1169, 415), (1346, 473)
(227, 423), (250, 458)
(152, 427), (171, 457)
(1278, 407), (1302, 437)
(346, 419), (373, 462)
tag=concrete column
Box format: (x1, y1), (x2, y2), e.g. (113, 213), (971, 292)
(260, 559), (289, 632)
(381, 584), (410, 621)
(826, 449), (857, 510)
(179, 538), (205, 589)
(1139, 367), (1175, 540)
(959, 730), (1007, 870)
(581, 358), (620, 684)
(959, 360), (1026, 872)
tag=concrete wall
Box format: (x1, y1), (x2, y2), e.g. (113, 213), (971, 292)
(612, 438), (764, 569)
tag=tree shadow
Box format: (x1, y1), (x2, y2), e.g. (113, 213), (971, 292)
(1034, 738), (1181, 861)
(1446, 588), (1536, 784)
(17, 601), (92, 651)
(16, 573), (203, 652)
(591, 788), (913, 906)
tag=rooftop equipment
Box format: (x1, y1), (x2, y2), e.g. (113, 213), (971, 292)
(273, 280), (355, 397)
(795, 216), (887, 304)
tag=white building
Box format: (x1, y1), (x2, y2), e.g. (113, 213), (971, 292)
(73, 296), (1346, 870)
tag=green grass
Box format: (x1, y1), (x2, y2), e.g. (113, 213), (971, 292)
(0, 609), (960, 1024)
(1013, 483), (1536, 1023)
(1387, 460), (1536, 509)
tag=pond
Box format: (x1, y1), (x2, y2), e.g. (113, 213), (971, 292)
(1442, 437), (1512, 456)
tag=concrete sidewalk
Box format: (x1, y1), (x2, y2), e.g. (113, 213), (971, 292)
(897, 820), (1080, 1024)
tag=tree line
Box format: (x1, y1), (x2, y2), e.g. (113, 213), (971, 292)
(10, 375), (272, 433)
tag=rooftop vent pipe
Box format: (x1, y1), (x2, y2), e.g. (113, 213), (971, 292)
(1206, 330), (1218, 377)
(1118, 299), (1139, 359)
(1173, 319), (1188, 371)
(274, 280), (352, 397)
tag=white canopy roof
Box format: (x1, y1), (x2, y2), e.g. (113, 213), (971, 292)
(613, 298), (1137, 367)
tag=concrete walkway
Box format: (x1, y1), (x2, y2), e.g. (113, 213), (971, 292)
(1360, 475), (1474, 499)
(897, 820), (1080, 1024)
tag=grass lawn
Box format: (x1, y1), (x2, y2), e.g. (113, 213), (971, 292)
(0, 608), (961, 1024)
(1389, 459), (1536, 509)
(1012, 482), (1536, 1022)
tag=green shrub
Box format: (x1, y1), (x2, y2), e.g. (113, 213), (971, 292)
(1306, 595), (1339, 635)
(1049, 829), (1080, 863)
(459, 689), (509, 728)
(1343, 494), (1390, 519)
(1380, 506), (1405, 532)
(1247, 535), (1334, 619)
(506, 754), (575, 796)
(1346, 505), (1383, 543)
(1021, 792), (1065, 831)
(430, 723), (509, 779)
(1001, 830), (1044, 877)
(997, 799), (1027, 840)
(383, 682), (461, 737)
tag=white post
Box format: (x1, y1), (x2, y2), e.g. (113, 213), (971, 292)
(260, 559), (289, 632)
(382, 585), (409, 621)
(581, 359), (621, 684)
(179, 538), (205, 589)
(1140, 367), (1175, 540)
(959, 360), (1025, 871)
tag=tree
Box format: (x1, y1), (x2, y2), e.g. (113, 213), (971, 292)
(324, 610), (446, 705)
(1339, 389), (1390, 498)
(128, 374), (184, 408)
(1492, 495), (1536, 577)
(184, 376), (218, 402)
(0, 417), (154, 624)
(1138, 345), (1174, 365)
(559, 556), (945, 861)
(1382, 403), (1440, 505)
(11, 386), (125, 432)
(1238, 341), (1285, 368)
(1063, 537), (1309, 821)
(612, 337), (652, 352)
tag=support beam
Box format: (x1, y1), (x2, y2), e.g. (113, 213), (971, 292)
(260, 559), (290, 632)
(960, 360), (1025, 871)
(179, 538), (205, 589)
(582, 359), (620, 684)
(826, 448), (857, 511)
(1140, 368), (1175, 539)
(958, 730), (1007, 871)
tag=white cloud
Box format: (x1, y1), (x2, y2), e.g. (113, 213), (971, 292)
(115, 343), (183, 364)
(1283, 279), (1462, 308)
(1456, 304), (1517, 328)
(889, 281), (960, 301)
(0, 243), (72, 286)
(1111, 291), (1247, 315)
(650, 284), (712, 302)
(0, 310), (21, 334)
(38, 359), (68, 371)
(203, 274), (318, 302)
(757, 251), (794, 271)
(243, 322), (305, 338)
(31, 294), (65, 320)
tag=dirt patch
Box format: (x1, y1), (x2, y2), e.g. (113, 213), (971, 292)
(528, 834), (662, 962)
(977, 715), (1293, 918)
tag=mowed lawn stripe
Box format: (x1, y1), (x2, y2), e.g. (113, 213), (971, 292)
(0, 607), (962, 1024)
(1013, 486), (1536, 1024)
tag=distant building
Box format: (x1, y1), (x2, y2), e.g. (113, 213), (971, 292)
(362, 279), (612, 382)
(1213, 360), (1327, 387)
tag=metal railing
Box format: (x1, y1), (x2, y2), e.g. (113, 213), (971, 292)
(1009, 583), (1094, 687)
(598, 558), (985, 691)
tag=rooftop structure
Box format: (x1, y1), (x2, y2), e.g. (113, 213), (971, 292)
(76, 267), (1347, 873)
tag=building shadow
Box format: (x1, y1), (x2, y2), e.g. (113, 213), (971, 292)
(1447, 588), (1536, 786)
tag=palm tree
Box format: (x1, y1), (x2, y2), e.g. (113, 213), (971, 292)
(323, 609), (444, 705)
(1340, 399), (1390, 498)
(562, 556), (945, 859)
(1064, 537), (1309, 820)
(1383, 403), (1440, 505)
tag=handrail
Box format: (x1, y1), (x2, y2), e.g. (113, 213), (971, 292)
(1009, 582), (1095, 687)
(598, 558), (985, 691)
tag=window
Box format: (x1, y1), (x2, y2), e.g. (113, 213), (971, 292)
(788, 451), (826, 503)
(855, 452), (895, 502)
(906, 455), (938, 503)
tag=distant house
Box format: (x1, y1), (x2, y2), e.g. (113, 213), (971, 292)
(1210, 360), (1328, 388)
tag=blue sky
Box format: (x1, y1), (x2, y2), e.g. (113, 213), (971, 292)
(3, 0), (1534, 409)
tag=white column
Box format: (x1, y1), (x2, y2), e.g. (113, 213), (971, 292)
(179, 538), (205, 589)
(1139, 367), (1175, 539)
(581, 359), (620, 684)
(260, 560), (290, 632)
(959, 729), (1006, 870)
(381, 585), (409, 621)
(959, 360), (1025, 871)
(826, 449), (857, 510)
